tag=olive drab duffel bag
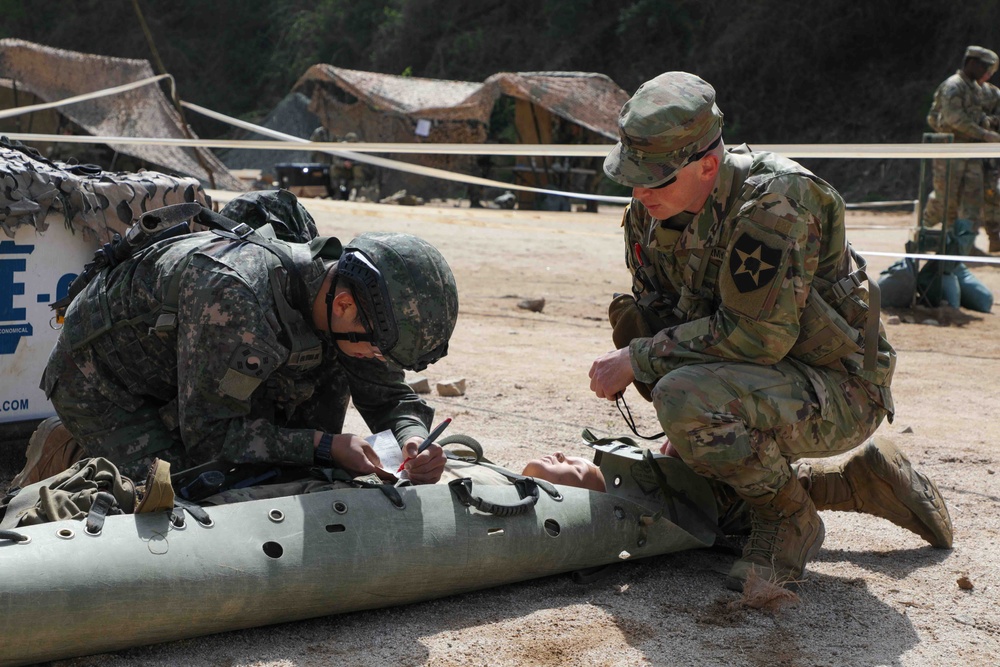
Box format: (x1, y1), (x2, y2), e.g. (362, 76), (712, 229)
(0, 457), (173, 533)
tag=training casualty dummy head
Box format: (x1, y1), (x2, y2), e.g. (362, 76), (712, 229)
(521, 452), (606, 492)
(603, 71), (724, 189)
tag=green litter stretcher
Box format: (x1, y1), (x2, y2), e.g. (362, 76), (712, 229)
(0, 440), (723, 666)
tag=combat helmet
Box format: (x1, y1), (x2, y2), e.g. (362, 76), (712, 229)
(329, 232), (459, 371)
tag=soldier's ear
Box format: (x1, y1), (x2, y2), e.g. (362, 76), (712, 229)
(330, 289), (357, 320)
(698, 153), (722, 181)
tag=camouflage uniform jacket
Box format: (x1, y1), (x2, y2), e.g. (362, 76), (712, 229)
(982, 82), (1000, 127)
(55, 231), (432, 467)
(624, 147), (895, 393)
(927, 70), (992, 141)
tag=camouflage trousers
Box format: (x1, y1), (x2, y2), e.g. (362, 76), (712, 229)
(651, 359), (889, 503)
(42, 337), (191, 481)
(922, 157), (985, 231)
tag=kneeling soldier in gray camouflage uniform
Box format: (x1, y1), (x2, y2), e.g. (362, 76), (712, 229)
(591, 72), (952, 591)
(17, 191), (458, 487)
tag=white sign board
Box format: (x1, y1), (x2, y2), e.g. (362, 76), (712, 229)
(0, 217), (95, 423)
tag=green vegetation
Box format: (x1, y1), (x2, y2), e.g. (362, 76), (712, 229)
(3, 0), (1000, 200)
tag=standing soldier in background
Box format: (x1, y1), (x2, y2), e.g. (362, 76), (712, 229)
(924, 45), (1000, 251)
(332, 132), (367, 201)
(590, 72), (951, 592)
(980, 58), (1000, 252)
(309, 125), (339, 199)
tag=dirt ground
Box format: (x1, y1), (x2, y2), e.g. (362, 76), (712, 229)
(34, 197), (1000, 666)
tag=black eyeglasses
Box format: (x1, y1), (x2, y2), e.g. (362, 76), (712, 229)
(648, 135), (722, 189)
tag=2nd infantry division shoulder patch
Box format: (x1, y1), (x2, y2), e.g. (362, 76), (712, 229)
(729, 233), (782, 293)
(719, 226), (790, 320)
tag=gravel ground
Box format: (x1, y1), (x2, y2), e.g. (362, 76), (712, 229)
(11, 198), (998, 667)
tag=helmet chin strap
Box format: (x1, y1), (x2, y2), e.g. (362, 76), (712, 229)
(328, 331), (375, 343)
(325, 289), (376, 343)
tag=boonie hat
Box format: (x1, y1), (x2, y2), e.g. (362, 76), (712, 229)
(604, 71), (724, 188)
(965, 45), (998, 66)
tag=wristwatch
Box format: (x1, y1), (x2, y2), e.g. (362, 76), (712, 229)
(314, 432), (335, 467)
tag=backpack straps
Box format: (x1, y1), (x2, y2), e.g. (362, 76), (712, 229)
(154, 208), (324, 371)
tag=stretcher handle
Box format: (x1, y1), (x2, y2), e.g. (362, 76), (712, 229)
(448, 477), (539, 517)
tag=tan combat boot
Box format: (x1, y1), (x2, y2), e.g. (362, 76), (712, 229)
(725, 475), (825, 592)
(10, 417), (84, 489)
(794, 438), (953, 548)
(135, 459), (175, 514)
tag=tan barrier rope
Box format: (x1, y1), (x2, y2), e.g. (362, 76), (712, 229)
(0, 74), (174, 121)
(5, 81), (1000, 263)
(864, 251), (1000, 266)
(9, 131), (1000, 159)
(178, 102), (629, 203)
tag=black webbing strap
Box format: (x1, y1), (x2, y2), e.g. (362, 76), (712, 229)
(377, 483), (406, 509)
(0, 529), (29, 543)
(571, 563), (619, 585)
(475, 461), (561, 500)
(172, 497), (213, 526)
(84, 491), (119, 535)
(194, 208), (311, 312)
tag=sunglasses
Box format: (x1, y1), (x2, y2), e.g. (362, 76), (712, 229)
(648, 135), (722, 189)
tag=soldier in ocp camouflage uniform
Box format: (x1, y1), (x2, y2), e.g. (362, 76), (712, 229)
(979, 56), (1000, 252)
(591, 72), (952, 591)
(923, 45), (1000, 249)
(25, 191), (459, 484)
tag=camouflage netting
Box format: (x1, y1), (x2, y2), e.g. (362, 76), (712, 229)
(0, 137), (209, 243)
(0, 39), (245, 192)
(291, 66), (628, 197)
(294, 66), (489, 197)
(488, 72), (630, 141)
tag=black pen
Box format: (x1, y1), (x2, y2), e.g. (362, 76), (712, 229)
(417, 417), (452, 454)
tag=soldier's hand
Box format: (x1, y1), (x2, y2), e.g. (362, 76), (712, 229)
(985, 130), (1000, 143)
(401, 437), (446, 484)
(589, 347), (635, 400)
(328, 434), (381, 476)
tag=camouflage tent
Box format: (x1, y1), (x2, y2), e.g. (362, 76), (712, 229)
(293, 65), (489, 199)
(292, 66), (627, 204)
(0, 39), (244, 192)
(485, 71), (629, 209)
(216, 92), (322, 181)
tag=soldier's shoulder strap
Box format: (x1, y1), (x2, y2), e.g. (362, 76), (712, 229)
(158, 208), (325, 371)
